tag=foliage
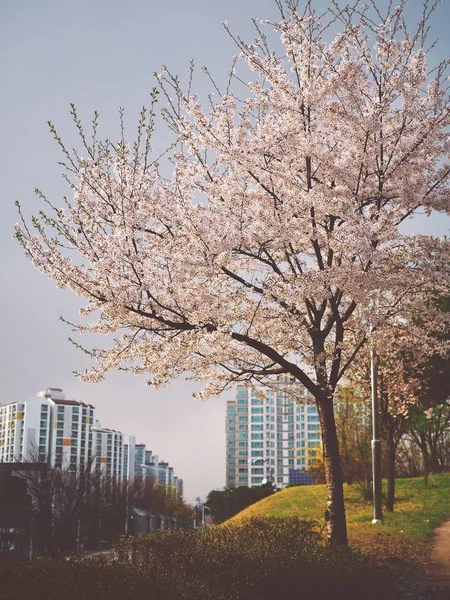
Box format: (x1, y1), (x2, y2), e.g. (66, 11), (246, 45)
(2, 517), (420, 600)
(0, 461), (191, 556)
(205, 483), (276, 523)
(334, 387), (372, 499)
(406, 296), (450, 482)
(304, 442), (326, 484)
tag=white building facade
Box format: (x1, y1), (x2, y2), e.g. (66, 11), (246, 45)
(0, 394), (53, 463)
(1, 388), (181, 493)
(134, 446), (183, 499)
(226, 381), (321, 488)
(93, 422), (135, 482)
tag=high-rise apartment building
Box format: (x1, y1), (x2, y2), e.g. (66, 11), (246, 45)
(1, 388), (182, 494)
(226, 381), (320, 488)
(93, 422), (135, 481)
(0, 388), (96, 470)
(133, 446), (183, 499)
(0, 394), (54, 463)
(49, 390), (96, 470)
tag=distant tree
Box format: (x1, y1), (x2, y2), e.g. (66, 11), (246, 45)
(206, 484), (276, 523)
(130, 476), (191, 520)
(408, 405), (450, 486)
(16, 0), (450, 544)
(348, 329), (426, 512)
(334, 388), (372, 500)
(407, 296), (450, 484)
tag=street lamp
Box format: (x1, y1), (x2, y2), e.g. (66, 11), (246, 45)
(193, 499), (210, 528)
(370, 347), (383, 524)
(248, 458), (273, 484)
(140, 463), (170, 487)
(201, 504), (210, 526)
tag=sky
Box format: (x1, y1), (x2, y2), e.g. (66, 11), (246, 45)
(1, 0), (449, 504)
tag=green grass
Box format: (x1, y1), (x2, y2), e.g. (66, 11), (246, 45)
(227, 473), (450, 558)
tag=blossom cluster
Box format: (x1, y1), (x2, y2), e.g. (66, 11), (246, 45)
(15, 3), (450, 403)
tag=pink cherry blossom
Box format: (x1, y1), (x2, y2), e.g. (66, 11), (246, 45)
(15, 1), (450, 545)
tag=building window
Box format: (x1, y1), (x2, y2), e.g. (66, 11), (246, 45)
(251, 424), (263, 431)
(251, 468), (264, 475)
(251, 442), (263, 449)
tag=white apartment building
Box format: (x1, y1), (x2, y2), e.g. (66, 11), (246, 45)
(226, 381), (321, 488)
(47, 389), (96, 470)
(0, 394), (54, 463)
(0, 388), (133, 480)
(133, 446), (183, 498)
(1, 389), (181, 493)
(93, 421), (135, 481)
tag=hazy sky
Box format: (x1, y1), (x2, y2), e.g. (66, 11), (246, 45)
(1, 0), (449, 504)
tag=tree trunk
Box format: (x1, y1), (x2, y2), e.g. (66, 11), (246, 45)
(429, 441), (441, 474)
(316, 393), (348, 546)
(385, 433), (396, 513)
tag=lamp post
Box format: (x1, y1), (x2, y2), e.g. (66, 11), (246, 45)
(370, 346), (383, 524)
(140, 463), (170, 487)
(193, 498), (209, 528)
(201, 504), (210, 526)
(248, 458), (273, 484)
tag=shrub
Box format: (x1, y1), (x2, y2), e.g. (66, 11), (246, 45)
(0, 517), (424, 600)
(116, 517), (421, 600)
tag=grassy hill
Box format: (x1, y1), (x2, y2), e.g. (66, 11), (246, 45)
(226, 473), (450, 558)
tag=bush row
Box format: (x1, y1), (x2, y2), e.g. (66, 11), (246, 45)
(1, 517), (425, 600)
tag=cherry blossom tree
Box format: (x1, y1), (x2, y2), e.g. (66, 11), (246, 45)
(348, 293), (450, 510)
(347, 328), (424, 513)
(15, 1), (450, 544)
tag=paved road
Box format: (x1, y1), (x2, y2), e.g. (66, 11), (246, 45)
(428, 520), (450, 587)
(85, 548), (115, 559)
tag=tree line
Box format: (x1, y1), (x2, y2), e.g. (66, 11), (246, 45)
(0, 457), (191, 557)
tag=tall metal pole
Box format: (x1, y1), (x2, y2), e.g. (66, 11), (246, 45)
(99, 501), (102, 550)
(370, 346), (383, 524)
(76, 517), (81, 553)
(124, 482), (129, 536)
(29, 514), (34, 560)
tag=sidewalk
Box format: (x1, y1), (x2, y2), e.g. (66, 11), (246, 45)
(428, 520), (450, 587)
(84, 548), (115, 559)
